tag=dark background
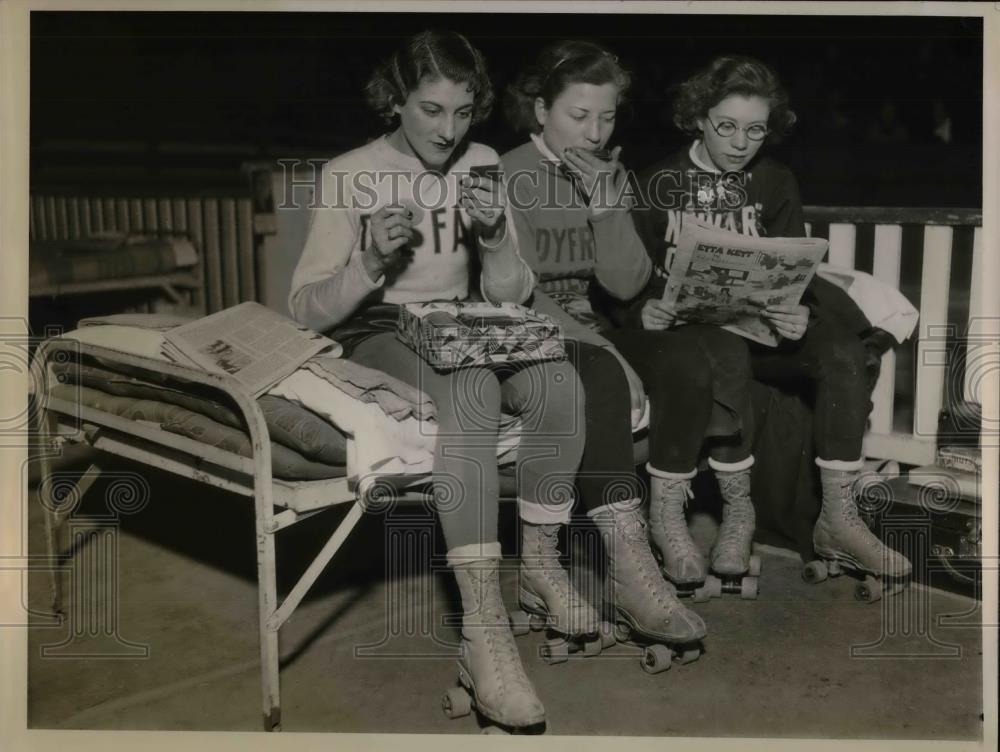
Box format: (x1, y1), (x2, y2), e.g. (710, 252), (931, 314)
(30, 11), (983, 207)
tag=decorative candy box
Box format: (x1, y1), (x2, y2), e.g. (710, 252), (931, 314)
(396, 301), (565, 370)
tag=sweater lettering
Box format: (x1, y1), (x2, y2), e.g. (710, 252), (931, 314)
(534, 225), (595, 264)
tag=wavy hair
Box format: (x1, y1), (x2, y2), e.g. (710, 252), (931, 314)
(364, 30), (495, 125)
(504, 40), (631, 134)
(673, 56), (796, 142)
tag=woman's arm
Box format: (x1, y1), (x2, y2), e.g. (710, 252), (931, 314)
(478, 214), (535, 304)
(590, 203), (653, 300)
(563, 151), (652, 300)
(462, 171), (535, 304)
(288, 178), (381, 332)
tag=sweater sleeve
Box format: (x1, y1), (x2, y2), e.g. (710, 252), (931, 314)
(615, 174), (667, 329)
(287, 187), (382, 333)
(478, 204), (535, 304)
(589, 204), (652, 300)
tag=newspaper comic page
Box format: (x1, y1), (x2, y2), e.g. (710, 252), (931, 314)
(662, 218), (829, 346)
(162, 302), (337, 396)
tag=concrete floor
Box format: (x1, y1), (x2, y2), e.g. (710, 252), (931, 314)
(25, 458), (984, 738)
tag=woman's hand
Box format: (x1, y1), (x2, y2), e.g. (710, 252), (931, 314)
(763, 303), (809, 341)
(460, 173), (507, 242)
(641, 299), (682, 331)
(562, 146), (623, 214)
(363, 205), (414, 279)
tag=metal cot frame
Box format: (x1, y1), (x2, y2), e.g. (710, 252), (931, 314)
(33, 338), (417, 731)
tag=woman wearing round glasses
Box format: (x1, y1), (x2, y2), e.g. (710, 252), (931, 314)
(621, 55), (911, 600)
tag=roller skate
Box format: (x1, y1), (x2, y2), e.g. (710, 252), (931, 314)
(509, 521), (603, 664)
(442, 554), (546, 734)
(804, 465), (912, 603)
(648, 470), (710, 599)
(589, 503), (707, 674)
(702, 467), (761, 601)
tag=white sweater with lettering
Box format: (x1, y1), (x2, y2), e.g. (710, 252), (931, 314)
(289, 136), (534, 333)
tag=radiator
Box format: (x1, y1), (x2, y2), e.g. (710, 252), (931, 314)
(29, 193), (258, 314)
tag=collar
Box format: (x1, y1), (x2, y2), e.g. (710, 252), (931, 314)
(688, 140), (721, 173)
(530, 132), (562, 165)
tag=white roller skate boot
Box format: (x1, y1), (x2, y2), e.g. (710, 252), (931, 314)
(589, 502), (707, 674)
(647, 467), (707, 593)
(807, 462), (912, 603)
(442, 549), (546, 732)
(706, 459), (761, 600)
(512, 521), (602, 664)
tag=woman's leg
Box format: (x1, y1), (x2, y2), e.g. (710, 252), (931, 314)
(351, 333), (502, 550)
(749, 322), (910, 578)
(565, 339), (707, 643)
(350, 334), (545, 728)
(679, 325), (757, 577)
(748, 319), (869, 463)
(563, 341), (637, 514)
(496, 355), (599, 637)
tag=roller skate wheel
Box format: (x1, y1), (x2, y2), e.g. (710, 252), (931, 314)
(748, 555), (762, 577)
(673, 647), (701, 665)
(708, 575), (723, 598)
(442, 687), (472, 719)
(802, 560), (828, 584)
(614, 622), (632, 644)
(541, 638), (570, 665)
(827, 560), (843, 577)
(509, 610), (531, 637)
(598, 621), (617, 649)
(641, 644), (674, 674)
(482, 725), (509, 734)
(855, 575), (882, 604)
(583, 636), (603, 657)
(740, 576), (759, 600)
(692, 583), (712, 603)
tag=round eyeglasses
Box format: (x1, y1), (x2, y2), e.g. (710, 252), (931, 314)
(707, 116), (769, 142)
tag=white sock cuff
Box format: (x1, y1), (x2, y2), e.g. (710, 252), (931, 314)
(518, 497), (572, 525)
(446, 541), (502, 568)
(815, 457), (865, 472)
(586, 498), (642, 520)
(646, 463), (697, 480)
(708, 455), (755, 473)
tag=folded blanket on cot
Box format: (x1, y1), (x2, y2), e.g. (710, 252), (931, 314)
(57, 322), (437, 486)
(52, 383), (345, 480)
(52, 359), (348, 467)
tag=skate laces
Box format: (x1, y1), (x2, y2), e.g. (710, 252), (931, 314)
(821, 476), (886, 551)
(616, 511), (685, 613)
(656, 481), (699, 555)
(473, 565), (535, 696)
(524, 525), (592, 629)
(716, 475), (754, 550)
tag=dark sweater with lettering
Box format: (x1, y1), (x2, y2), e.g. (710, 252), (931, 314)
(608, 141), (809, 328)
(607, 141), (872, 336)
(500, 137), (651, 347)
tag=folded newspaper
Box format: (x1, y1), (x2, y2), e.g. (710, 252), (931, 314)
(162, 302), (338, 397)
(662, 218), (829, 346)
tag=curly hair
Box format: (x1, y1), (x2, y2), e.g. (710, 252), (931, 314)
(504, 40), (631, 134)
(672, 56), (797, 142)
(364, 30), (495, 126)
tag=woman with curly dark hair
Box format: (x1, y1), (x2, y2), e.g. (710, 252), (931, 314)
(626, 55), (912, 596)
(289, 30), (592, 731)
(501, 40), (758, 652)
